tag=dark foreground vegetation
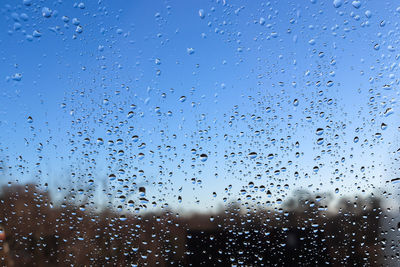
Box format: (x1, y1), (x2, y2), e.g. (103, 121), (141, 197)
(0, 184), (384, 266)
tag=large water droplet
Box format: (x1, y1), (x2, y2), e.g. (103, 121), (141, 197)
(333, 0), (343, 8)
(200, 153), (208, 162)
(352, 0), (361, 9)
(248, 152), (257, 159)
(391, 178), (400, 184)
(384, 108), (394, 117)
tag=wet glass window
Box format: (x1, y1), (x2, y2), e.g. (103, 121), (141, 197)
(0, 0), (399, 266)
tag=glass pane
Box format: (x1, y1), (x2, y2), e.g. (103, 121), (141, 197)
(0, 0), (398, 265)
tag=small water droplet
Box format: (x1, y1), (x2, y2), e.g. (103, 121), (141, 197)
(199, 9), (205, 19)
(42, 7), (52, 18)
(187, 48), (195, 55)
(33, 30), (42, 38)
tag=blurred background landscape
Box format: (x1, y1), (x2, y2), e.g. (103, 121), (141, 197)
(0, 184), (393, 266)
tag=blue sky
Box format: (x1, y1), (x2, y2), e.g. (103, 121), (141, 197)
(0, 0), (398, 213)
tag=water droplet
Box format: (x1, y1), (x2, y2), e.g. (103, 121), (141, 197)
(316, 128), (324, 135)
(391, 178), (400, 184)
(12, 73), (22, 81)
(109, 174), (116, 181)
(198, 9), (205, 19)
(199, 153), (208, 162)
(384, 108), (394, 117)
(333, 0), (343, 8)
(248, 152), (257, 159)
(138, 143), (146, 149)
(352, 0), (361, 9)
(42, 7), (52, 18)
(76, 25), (83, 34)
(139, 187), (146, 196)
(78, 2), (85, 9)
(127, 111), (134, 118)
(187, 48), (195, 55)
(72, 18), (80, 26)
(62, 16), (70, 23)
(33, 30), (42, 38)
(179, 96), (186, 102)
(293, 99), (299, 106)
(27, 116), (33, 123)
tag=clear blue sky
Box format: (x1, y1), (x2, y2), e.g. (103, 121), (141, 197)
(0, 0), (398, 213)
